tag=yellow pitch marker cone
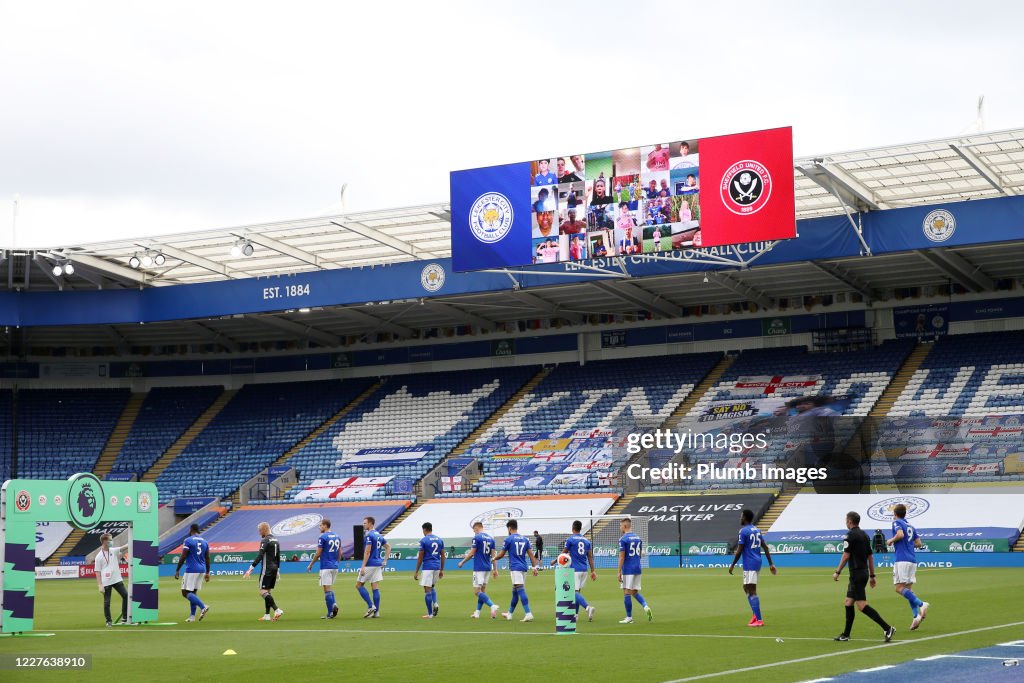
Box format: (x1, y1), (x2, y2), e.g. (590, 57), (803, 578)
(223, 649), (237, 656)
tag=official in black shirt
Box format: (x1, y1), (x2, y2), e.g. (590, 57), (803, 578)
(832, 511), (895, 642)
(533, 531), (544, 566)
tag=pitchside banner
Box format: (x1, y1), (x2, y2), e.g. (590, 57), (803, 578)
(621, 492), (776, 544)
(451, 127), (795, 272)
(766, 492), (1024, 546)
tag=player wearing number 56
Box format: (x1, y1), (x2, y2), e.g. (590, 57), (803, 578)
(306, 518), (341, 620)
(94, 533), (129, 627)
(174, 523), (211, 622)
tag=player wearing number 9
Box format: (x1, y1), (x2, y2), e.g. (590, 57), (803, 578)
(307, 519), (341, 619)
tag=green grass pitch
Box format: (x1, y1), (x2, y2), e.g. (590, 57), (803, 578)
(1, 567), (1022, 682)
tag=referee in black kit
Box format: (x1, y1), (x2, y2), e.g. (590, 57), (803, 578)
(832, 511), (896, 642)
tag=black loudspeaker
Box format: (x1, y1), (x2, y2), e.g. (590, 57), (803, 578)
(353, 525), (365, 561)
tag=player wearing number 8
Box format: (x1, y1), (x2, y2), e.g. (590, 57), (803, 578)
(561, 520), (597, 622)
(617, 518), (652, 624)
(306, 519), (341, 619)
(727, 509), (776, 627)
(413, 522), (445, 619)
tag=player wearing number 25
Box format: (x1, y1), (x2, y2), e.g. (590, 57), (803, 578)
(727, 509), (776, 627)
(306, 518), (341, 619)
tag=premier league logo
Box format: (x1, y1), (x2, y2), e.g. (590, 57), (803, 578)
(922, 209), (956, 242)
(721, 160), (773, 215)
(469, 192), (514, 243)
(67, 472), (105, 530)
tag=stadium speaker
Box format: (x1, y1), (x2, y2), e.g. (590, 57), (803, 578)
(353, 525), (365, 561)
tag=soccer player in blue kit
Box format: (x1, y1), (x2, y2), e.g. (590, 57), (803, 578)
(306, 518), (341, 619)
(492, 519), (539, 622)
(413, 522), (446, 619)
(356, 516), (390, 618)
(887, 503), (930, 630)
(174, 523), (211, 622)
(564, 519), (597, 621)
(457, 520), (500, 619)
(617, 517), (652, 624)
(727, 509), (776, 627)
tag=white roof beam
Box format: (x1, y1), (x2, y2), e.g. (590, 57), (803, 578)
(915, 249), (994, 293)
(253, 314), (341, 347)
(712, 272), (773, 308)
(798, 163), (888, 211)
(235, 232), (331, 269)
(149, 243), (244, 279)
(513, 290), (584, 325)
(59, 252), (148, 287)
(425, 302), (498, 331)
(329, 220), (440, 260)
(334, 307), (414, 337)
(591, 280), (681, 318)
(808, 261), (875, 300)
(949, 143), (1017, 196)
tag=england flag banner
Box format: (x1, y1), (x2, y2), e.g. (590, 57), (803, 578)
(294, 476), (394, 500)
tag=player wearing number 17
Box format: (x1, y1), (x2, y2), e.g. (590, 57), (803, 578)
(617, 518), (652, 624)
(174, 523), (211, 622)
(306, 519), (341, 619)
(727, 509), (776, 627)
(492, 519), (538, 622)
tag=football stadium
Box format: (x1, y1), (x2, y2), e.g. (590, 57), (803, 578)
(3, 5), (1024, 683)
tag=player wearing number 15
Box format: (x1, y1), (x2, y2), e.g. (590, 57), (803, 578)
(306, 519), (341, 619)
(457, 521), (500, 619)
(727, 509), (776, 627)
(174, 523), (211, 623)
(617, 518), (652, 624)
(413, 522), (446, 619)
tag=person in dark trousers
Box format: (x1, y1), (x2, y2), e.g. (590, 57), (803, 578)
(872, 529), (886, 554)
(95, 533), (129, 627)
(533, 531), (544, 569)
(832, 511), (895, 642)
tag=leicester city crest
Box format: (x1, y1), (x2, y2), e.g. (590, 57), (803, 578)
(922, 209), (955, 242)
(469, 192), (514, 243)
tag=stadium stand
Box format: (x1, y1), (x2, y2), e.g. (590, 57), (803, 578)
(110, 385), (223, 478)
(0, 389), (11, 482)
(281, 367), (537, 502)
(15, 388), (131, 480)
(153, 378), (376, 503)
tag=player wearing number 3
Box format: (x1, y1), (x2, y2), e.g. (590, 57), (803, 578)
(728, 509), (776, 627)
(306, 519), (341, 619)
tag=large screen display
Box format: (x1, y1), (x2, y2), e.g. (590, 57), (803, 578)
(451, 126), (795, 272)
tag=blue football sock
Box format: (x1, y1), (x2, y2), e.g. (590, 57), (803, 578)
(624, 595), (633, 617)
(357, 585), (372, 608)
(576, 592), (589, 610)
(518, 588), (531, 613)
(186, 592), (204, 614)
(425, 594), (433, 615)
(901, 588), (920, 616)
(372, 589), (381, 611)
(430, 590), (437, 606)
(479, 591), (493, 608)
(327, 591), (335, 611)
(476, 595), (484, 611)
(634, 593), (648, 609)
(749, 595), (762, 620)
(508, 589), (520, 614)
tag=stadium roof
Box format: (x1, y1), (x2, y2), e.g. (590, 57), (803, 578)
(4, 126), (1022, 291)
(6, 127), (1024, 352)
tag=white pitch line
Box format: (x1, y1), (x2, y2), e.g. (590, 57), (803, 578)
(918, 655), (1015, 661)
(658, 620), (1024, 683)
(856, 665), (895, 672)
(44, 627), (838, 641)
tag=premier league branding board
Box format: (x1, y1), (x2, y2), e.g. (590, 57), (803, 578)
(451, 127), (796, 272)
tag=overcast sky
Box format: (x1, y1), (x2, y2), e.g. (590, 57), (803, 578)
(1, 1), (1022, 249)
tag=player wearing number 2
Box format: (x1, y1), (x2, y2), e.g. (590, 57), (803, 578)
(618, 517), (652, 624)
(306, 519), (341, 619)
(413, 522), (445, 619)
(728, 509), (776, 627)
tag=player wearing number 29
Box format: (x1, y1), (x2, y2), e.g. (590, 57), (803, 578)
(306, 519), (341, 619)
(887, 503), (930, 630)
(174, 523), (211, 622)
(413, 522), (445, 619)
(727, 509), (776, 627)
(617, 517), (652, 624)
(492, 519), (539, 622)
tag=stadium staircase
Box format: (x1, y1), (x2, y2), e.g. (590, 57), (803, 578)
(141, 389), (236, 483)
(381, 501), (421, 536)
(91, 392), (146, 479)
(46, 529), (86, 566)
(867, 341), (933, 418)
(1013, 535), (1024, 552)
(669, 353), (734, 423)
(447, 366), (551, 458)
(231, 380), (385, 503)
(757, 490), (797, 531)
